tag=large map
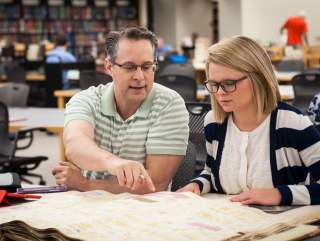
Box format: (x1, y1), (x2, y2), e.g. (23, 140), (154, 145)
(1, 191), (320, 241)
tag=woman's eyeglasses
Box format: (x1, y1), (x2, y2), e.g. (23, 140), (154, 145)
(204, 76), (247, 93)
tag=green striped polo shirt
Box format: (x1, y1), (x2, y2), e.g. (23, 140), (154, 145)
(64, 82), (189, 179)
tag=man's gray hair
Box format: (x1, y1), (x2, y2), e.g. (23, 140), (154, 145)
(106, 27), (158, 63)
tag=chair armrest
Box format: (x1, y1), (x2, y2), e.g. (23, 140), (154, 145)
(16, 127), (47, 150)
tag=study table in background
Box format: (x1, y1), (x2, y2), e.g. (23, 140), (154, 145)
(9, 107), (65, 161)
(54, 85), (295, 109)
(0, 71), (45, 82)
(193, 62), (299, 84)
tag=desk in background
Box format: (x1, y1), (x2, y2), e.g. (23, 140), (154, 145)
(193, 62), (206, 84)
(0, 71), (45, 82)
(193, 62), (300, 84)
(9, 107), (65, 161)
(54, 89), (79, 109)
(275, 71), (300, 84)
(197, 84), (294, 101)
(55, 88), (212, 108)
(26, 71), (45, 82)
(55, 84), (295, 108)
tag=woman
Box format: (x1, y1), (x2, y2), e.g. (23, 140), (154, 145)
(178, 36), (320, 206)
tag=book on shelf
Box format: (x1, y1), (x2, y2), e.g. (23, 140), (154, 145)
(0, 191), (320, 241)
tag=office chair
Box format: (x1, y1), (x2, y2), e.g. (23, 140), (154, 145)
(171, 141), (196, 191)
(4, 60), (26, 83)
(45, 61), (95, 107)
(79, 70), (113, 90)
(0, 83), (30, 107)
(274, 59), (305, 72)
(158, 63), (196, 80)
(0, 102), (48, 184)
(185, 101), (211, 167)
(155, 60), (172, 78)
(292, 72), (320, 113)
(156, 63), (197, 101)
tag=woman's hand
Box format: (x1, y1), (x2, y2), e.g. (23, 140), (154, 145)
(176, 183), (201, 195)
(230, 188), (281, 205)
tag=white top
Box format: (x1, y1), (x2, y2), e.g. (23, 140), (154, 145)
(219, 115), (273, 194)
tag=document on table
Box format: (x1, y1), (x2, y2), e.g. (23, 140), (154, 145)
(0, 191), (320, 241)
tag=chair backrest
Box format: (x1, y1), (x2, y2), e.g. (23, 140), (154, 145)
(156, 64), (197, 101)
(79, 70), (113, 90)
(0, 102), (15, 157)
(0, 83), (30, 107)
(158, 63), (196, 79)
(292, 72), (320, 113)
(185, 101), (211, 164)
(157, 64), (197, 101)
(274, 60), (305, 72)
(155, 60), (171, 78)
(156, 75), (197, 101)
(171, 141), (196, 191)
(4, 61), (26, 83)
(44, 61), (95, 107)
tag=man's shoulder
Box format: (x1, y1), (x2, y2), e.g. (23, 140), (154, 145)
(147, 83), (187, 118)
(70, 84), (108, 107)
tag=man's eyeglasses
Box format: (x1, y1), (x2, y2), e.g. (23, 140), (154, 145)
(112, 61), (157, 73)
(204, 76), (247, 93)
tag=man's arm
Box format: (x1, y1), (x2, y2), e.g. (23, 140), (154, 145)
(62, 120), (155, 191)
(53, 154), (183, 194)
(64, 120), (113, 171)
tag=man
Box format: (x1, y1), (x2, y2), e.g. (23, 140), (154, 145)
(52, 27), (189, 194)
(46, 35), (77, 89)
(280, 11), (308, 46)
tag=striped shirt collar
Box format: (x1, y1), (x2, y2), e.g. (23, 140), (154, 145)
(100, 82), (155, 119)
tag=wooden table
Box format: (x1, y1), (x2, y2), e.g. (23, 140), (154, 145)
(54, 88), (212, 106)
(0, 71), (45, 82)
(279, 85), (294, 100)
(193, 62), (300, 85)
(193, 62), (206, 84)
(26, 71), (45, 81)
(275, 71), (300, 84)
(196, 85), (294, 101)
(54, 89), (79, 109)
(9, 107), (65, 161)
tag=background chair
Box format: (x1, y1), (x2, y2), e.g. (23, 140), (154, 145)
(0, 102), (48, 184)
(79, 70), (113, 90)
(292, 72), (320, 113)
(185, 101), (211, 171)
(45, 61), (95, 107)
(0, 83), (30, 107)
(158, 63), (196, 79)
(171, 141), (196, 191)
(4, 60), (26, 83)
(156, 63), (197, 101)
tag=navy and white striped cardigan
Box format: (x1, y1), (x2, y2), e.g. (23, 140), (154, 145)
(192, 102), (320, 205)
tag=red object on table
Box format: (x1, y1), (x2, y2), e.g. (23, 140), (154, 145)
(0, 190), (41, 207)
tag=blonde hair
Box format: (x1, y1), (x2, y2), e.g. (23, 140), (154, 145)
(205, 35), (281, 122)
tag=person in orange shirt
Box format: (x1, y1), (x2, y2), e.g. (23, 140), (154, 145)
(280, 11), (308, 46)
